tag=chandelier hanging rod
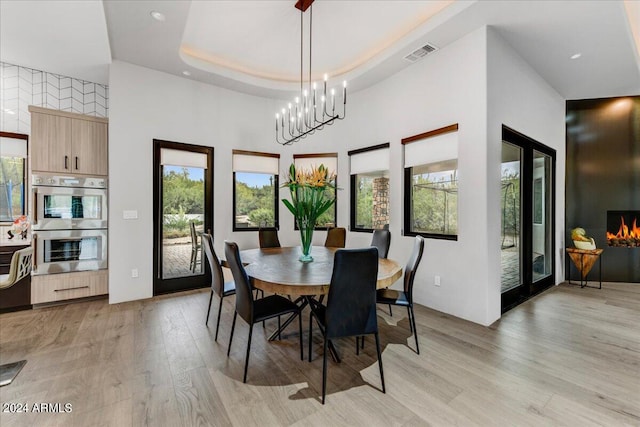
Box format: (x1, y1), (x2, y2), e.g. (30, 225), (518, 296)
(275, 0), (347, 145)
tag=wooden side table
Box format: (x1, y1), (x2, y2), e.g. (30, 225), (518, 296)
(565, 247), (603, 289)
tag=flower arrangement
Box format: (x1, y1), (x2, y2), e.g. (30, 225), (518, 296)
(281, 163), (337, 262)
(7, 215), (30, 240)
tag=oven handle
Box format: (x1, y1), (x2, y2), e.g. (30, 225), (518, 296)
(32, 188), (38, 225)
(32, 234), (38, 271)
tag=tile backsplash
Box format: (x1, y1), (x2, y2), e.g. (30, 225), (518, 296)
(0, 62), (109, 134)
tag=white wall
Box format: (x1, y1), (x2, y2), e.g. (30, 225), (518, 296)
(486, 27), (566, 320)
(108, 25), (565, 326)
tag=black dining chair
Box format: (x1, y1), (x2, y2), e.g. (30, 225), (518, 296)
(258, 227), (281, 249)
(308, 247), (385, 404)
(202, 234), (236, 341)
(371, 228), (391, 259)
(324, 227), (346, 248)
(224, 241), (303, 383)
(376, 235), (424, 354)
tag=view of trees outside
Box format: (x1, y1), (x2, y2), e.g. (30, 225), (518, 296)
(0, 156), (25, 222)
(411, 166), (458, 236)
(163, 166), (204, 238)
(355, 175), (374, 229)
(501, 161), (521, 248)
(315, 187), (336, 228)
(235, 172), (276, 228)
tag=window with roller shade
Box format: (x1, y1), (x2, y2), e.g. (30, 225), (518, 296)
(348, 143), (390, 232)
(293, 153), (338, 229)
(233, 150), (280, 231)
(0, 132), (28, 222)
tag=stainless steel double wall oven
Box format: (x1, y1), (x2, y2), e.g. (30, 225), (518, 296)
(31, 173), (108, 275)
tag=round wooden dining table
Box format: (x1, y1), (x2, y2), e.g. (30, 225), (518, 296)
(240, 246), (403, 296)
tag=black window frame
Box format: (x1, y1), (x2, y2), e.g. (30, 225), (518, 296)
(402, 124), (459, 241)
(348, 143), (390, 233)
(0, 132), (29, 224)
(232, 150), (280, 232)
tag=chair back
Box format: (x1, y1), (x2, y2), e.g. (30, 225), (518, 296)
(325, 247), (379, 339)
(0, 247), (33, 290)
(324, 227), (346, 248)
(201, 234), (224, 297)
(371, 229), (391, 258)
(258, 228), (281, 248)
(224, 241), (253, 324)
(190, 222), (199, 249)
(404, 236), (425, 300)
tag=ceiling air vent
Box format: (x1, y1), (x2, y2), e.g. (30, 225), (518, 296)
(403, 43), (438, 63)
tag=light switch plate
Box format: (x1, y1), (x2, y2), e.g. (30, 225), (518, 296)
(123, 210), (138, 220)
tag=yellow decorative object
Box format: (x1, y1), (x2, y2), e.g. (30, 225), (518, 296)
(571, 227), (596, 249)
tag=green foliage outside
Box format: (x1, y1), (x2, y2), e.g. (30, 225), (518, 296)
(162, 168), (204, 238)
(411, 171), (458, 235)
(355, 176), (373, 229)
(235, 176), (275, 227)
(0, 157), (25, 221)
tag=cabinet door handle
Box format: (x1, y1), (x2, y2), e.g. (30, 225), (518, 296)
(64, 155), (69, 170)
(32, 189), (38, 225)
(75, 156), (79, 170)
(54, 286), (89, 292)
(33, 235), (38, 271)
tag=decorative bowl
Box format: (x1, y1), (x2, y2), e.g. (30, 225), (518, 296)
(573, 239), (596, 250)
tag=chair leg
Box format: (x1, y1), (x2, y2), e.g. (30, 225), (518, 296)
(298, 310), (303, 360)
(356, 337), (360, 355)
(388, 304), (393, 316)
(410, 305), (419, 355)
(308, 312), (313, 362)
(277, 315), (281, 340)
(322, 337), (329, 405)
(243, 324), (254, 383)
(214, 294), (224, 341)
(361, 336), (365, 349)
(374, 332), (386, 393)
(227, 312), (237, 357)
(407, 306), (413, 333)
(205, 290), (214, 325)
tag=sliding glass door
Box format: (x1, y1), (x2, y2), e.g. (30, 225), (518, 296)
(501, 127), (555, 312)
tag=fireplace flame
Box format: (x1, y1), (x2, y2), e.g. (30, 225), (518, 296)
(606, 216), (640, 245)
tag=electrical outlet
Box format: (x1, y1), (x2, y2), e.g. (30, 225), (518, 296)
(131, 268), (139, 278)
(434, 275), (441, 286)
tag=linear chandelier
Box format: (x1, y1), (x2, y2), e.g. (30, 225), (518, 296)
(275, 0), (347, 145)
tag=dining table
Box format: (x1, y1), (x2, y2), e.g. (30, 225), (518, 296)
(238, 246), (403, 361)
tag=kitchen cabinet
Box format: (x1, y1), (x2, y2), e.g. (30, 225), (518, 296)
(29, 106), (108, 176)
(31, 269), (108, 304)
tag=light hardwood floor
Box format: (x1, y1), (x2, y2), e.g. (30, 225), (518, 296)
(1, 282), (639, 426)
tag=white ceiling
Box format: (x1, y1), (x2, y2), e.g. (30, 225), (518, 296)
(1, 1), (639, 100)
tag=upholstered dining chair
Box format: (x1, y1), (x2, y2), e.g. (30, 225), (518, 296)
(258, 227), (281, 248)
(225, 241), (303, 383)
(324, 227), (346, 248)
(308, 247), (385, 404)
(202, 233), (236, 341)
(371, 228), (391, 259)
(0, 247), (33, 386)
(189, 221), (202, 272)
(376, 235), (424, 354)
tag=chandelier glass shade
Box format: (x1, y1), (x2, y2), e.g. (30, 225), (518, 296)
(275, 1), (347, 145)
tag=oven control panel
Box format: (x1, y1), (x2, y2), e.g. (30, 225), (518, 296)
(32, 174), (107, 189)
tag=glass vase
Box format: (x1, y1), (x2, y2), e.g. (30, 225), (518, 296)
(298, 218), (314, 262)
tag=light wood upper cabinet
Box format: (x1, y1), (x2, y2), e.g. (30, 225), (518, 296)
(29, 106), (108, 176)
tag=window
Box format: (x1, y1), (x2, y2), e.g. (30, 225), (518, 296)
(233, 150), (279, 231)
(403, 124), (459, 240)
(0, 132), (28, 223)
(293, 153), (337, 229)
(348, 143), (390, 232)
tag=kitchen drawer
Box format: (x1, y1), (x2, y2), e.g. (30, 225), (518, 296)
(31, 270), (108, 304)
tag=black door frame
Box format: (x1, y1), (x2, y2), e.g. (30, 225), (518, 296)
(153, 139), (214, 295)
(501, 126), (556, 313)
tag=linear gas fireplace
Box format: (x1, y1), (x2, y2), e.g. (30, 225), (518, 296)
(606, 211), (640, 247)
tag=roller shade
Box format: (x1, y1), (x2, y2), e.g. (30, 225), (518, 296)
(161, 148), (208, 169)
(233, 150), (279, 174)
(350, 147), (389, 175)
(293, 153), (337, 175)
(0, 137), (27, 158)
(404, 131), (458, 168)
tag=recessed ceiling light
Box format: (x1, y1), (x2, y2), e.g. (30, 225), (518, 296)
(182, 70), (191, 76)
(150, 11), (165, 22)
(570, 53), (582, 60)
